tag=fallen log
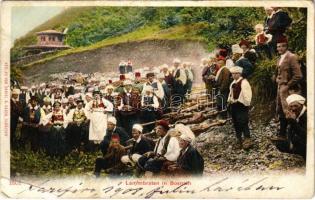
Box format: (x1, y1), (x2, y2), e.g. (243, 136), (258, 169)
(180, 101), (215, 113)
(189, 119), (228, 137)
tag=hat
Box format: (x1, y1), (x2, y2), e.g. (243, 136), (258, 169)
(85, 92), (93, 98)
(239, 39), (250, 48)
(120, 74), (126, 81)
(160, 64), (169, 69)
(76, 99), (84, 104)
(108, 116), (117, 125)
(21, 86), (28, 90)
(173, 58), (181, 64)
(175, 124), (195, 142)
(277, 35), (288, 44)
(123, 80), (133, 86)
(43, 96), (51, 102)
(133, 124), (143, 133)
(232, 44), (244, 54)
(143, 85), (154, 93)
(12, 88), (20, 95)
(135, 72), (141, 77)
(286, 94), (306, 105)
(156, 120), (170, 131)
(111, 134), (120, 141)
(108, 80), (113, 84)
(229, 66), (243, 74)
(218, 49), (228, 58)
(146, 72), (155, 78)
(53, 101), (61, 107)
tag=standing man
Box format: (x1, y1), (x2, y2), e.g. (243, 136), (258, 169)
(214, 57), (231, 118)
(11, 88), (23, 149)
(227, 66), (253, 149)
(271, 36), (303, 141)
(232, 44), (254, 79)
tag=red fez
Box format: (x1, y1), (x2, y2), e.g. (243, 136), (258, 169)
(135, 72), (141, 77)
(218, 49), (228, 58)
(277, 35), (288, 44)
(111, 134), (120, 141)
(119, 74), (126, 81)
(239, 39), (250, 48)
(156, 120), (170, 130)
(216, 55), (226, 61)
(108, 80), (113, 84)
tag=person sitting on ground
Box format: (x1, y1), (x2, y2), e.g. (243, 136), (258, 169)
(167, 125), (204, 176)
(137, 120), (180, 177)
(286, 94), (307, 159)
(99, 116), (129, 156)
(121, 124), (154, 167)
(94, 135), (126, 177)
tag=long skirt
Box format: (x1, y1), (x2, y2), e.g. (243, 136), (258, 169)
(46, 126), (68, 157)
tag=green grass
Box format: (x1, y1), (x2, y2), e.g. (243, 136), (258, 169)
(21, 23), (206, 70)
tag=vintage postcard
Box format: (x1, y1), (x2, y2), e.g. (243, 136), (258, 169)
(0, 0), (314, 199)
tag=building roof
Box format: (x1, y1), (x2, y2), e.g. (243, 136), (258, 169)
(36, 30), (65, 35)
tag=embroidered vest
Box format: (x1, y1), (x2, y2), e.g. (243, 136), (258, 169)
(231, 79), (243, 100)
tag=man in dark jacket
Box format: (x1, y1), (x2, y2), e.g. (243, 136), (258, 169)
(11, 88), (24, 149)
(100, 116), (129, 156)
(286, 94), (307, 159)
(121, 124), (153, 166)
(167, 131), (204, 176)
(20, 96), (41, 151)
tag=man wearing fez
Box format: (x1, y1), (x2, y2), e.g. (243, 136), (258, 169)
(227, 66), (253, 149)
(99, 116), (129, 156)
(214, 56), (231, 118)
(94, 135), (126, 177)
(271, 36), (303, 142)
(167, 127), (204, 176)
(11, 88), (24, 149)
(66, 99), (88, 150)
(20, 96), (41, 151)
(121, 124), (153, 166)
(137, 120), (180, 177)
(117, 80), (141, 134)
(285, 94), (307, 159)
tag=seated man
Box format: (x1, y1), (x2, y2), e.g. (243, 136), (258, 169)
(94, 135), (126, 177)
(121, 124), (154, 166)
(100, 116), (129, 156)
(167, 129), (204, 176)
(137, 120), (180, 177)
(286, 94), (307, 159)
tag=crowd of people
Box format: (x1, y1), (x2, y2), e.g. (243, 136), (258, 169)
(10, 7), (306, 177)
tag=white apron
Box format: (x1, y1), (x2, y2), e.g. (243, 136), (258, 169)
(89, 107), (107, 142)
